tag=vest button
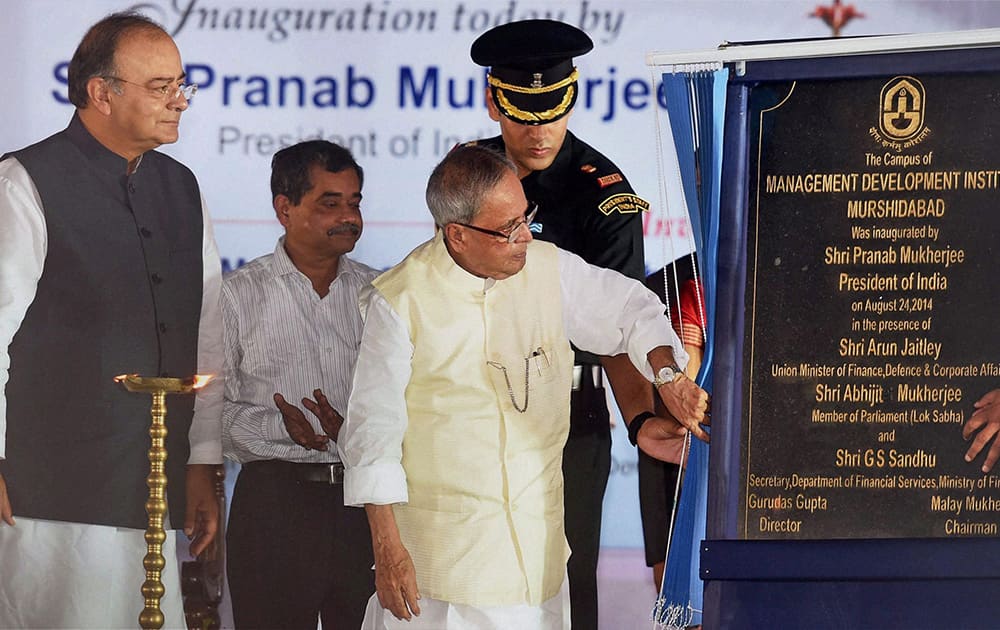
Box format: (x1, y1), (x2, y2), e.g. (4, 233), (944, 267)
(151, 273), (163, 284)
(128, 182), (136, 193)
(159, 323), (168, 333)
(140, 227), (152, 238)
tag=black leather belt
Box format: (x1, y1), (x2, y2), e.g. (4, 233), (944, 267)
(572, 364), (604, 391)
(298, 462), (345, 484)
(246, 460), (345, 484)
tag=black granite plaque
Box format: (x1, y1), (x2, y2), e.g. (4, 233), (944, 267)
(740, 73), (1000, 539)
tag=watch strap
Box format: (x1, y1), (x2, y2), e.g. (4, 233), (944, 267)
(653, 365), (682, 388)
(628, 411), (656, 446)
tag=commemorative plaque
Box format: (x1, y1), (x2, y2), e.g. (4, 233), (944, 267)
(740, 73), (1000, 539)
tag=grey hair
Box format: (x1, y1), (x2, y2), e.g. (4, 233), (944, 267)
(425, 145), (517, 226)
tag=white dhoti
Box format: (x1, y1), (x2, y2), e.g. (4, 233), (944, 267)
(360, 578), (570, 630)
(0, 517), (186, 629)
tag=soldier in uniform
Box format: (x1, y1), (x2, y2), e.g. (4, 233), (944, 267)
(468, 20), (705, 630)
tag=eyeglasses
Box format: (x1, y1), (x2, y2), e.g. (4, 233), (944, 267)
(456, 202), (538, 244)
(105, 76), (198, 102)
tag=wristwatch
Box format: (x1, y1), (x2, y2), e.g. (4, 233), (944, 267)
(653, 365), (683, 388)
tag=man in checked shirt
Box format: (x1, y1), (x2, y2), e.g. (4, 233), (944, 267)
(221, 140), (378, 630)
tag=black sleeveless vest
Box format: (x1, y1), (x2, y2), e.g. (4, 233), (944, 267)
(3, 114), (204, 528)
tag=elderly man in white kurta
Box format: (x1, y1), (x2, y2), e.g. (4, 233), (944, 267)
(339, 145), (710, 630)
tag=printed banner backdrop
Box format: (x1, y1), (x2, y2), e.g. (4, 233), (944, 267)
(4, 0), (1000, 547)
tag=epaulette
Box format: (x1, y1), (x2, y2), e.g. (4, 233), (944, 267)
(579, 163), (624, 189)
(578, 163), (650, 215)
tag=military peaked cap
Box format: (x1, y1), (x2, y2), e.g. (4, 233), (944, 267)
(471, 19), (593, 125)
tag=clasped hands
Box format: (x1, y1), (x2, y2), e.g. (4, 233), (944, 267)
(274, 388), (344, 451)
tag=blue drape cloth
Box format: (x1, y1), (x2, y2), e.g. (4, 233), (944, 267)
(653, 67), (728, 630)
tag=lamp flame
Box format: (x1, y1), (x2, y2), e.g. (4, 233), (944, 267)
(114, 373), (214, 393)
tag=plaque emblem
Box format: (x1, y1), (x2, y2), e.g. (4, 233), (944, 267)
(531, 73), (544, 89)
(879, 76), (925, 141)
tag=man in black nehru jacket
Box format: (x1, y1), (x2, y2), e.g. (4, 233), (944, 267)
(0, 11), (223, 628)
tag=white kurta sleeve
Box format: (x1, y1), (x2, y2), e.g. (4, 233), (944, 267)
(339, 284), (413, 507)
(187, 196), (224, 465)
(0, 159), (47, 460)
(557, 247), (689, 379)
